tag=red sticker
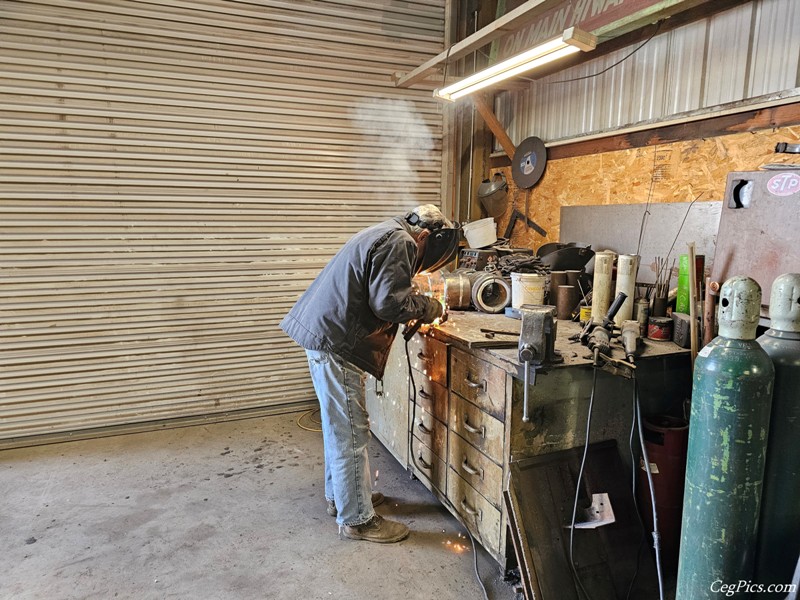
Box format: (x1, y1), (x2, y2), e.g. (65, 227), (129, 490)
(767, 172), (800, 196)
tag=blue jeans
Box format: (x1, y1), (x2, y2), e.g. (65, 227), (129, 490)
(305, 349), (374, 527)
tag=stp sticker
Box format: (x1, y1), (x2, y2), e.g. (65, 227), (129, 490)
(767, 172), (800, 196)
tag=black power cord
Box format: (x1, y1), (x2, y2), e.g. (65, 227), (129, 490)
(405, 337), (490, 600)
(547, 20), (664, 85)
(625, 382), (647, 600)
(570, 369), (666, 600)
(568, 366), (597, 600)
(634, 376), (665, 600)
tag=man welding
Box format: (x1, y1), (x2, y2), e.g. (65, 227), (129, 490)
(280, 204), (459, 543)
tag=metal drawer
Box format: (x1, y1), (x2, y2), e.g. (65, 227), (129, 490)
(450, 347), (505, 420)
(412, 371), (448, 423)
(447, 470), (502, 557)
(448, 432), (503, 508)
(411, 435), (447, 495)
(449, 393), (503, 466)
(410, 402), (447, 462)
(408, 334), (447, 387)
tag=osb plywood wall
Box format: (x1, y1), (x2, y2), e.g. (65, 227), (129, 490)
(493, 125), (800, 251)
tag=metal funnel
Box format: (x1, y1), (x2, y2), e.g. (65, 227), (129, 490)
(477, 173), (508, 218)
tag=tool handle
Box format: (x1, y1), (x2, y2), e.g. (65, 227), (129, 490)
(403, 319), (423, 341)
(776, 142), (800, 154)
(603, 291), (628, 327)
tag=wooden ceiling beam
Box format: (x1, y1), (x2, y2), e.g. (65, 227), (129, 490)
(473, 93), (517, 158)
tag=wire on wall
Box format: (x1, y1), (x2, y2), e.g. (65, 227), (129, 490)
(546, 20), (664, 85)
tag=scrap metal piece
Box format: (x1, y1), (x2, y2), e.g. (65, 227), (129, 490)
(470, 271), (512, 314)
(572, 493), (616, 529)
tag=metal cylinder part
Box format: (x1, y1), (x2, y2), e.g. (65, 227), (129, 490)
(470, 272), (511, 314)
(566, 269), (582, 288)
(442, 272), (471, 310)
(549, 270), (567, 305)
(590, 251), (614, 324)
(756, 273), (800, 587)
(556, 285), (579, 320)
(677, 277), (775, 599)
(412, 271), (444, 299)
(613, 254), (639, 327)
(636, 297), (650, 338)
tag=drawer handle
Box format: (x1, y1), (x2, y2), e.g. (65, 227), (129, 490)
(417, 421), (432, 436)
(463, 416), (485, 438)
(461, 498), (482, 520)
(417, 454), (432, 470)
(417, 351), (433, 363)
(465, 374), (487, 392)
(462, 457), (483, 479)
(418, 388), (432, 400)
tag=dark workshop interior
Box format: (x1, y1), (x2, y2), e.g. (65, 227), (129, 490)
(1, 1), (799, 599)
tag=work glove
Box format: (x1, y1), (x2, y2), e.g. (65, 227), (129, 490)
(419, 297), (444, 324)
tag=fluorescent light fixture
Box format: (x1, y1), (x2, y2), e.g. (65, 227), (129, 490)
(434, 27), (597, 102)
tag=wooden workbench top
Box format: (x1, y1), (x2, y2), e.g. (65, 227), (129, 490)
(429, 310), (689, 375)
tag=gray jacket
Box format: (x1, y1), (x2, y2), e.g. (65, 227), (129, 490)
(280, 217), (439, 379)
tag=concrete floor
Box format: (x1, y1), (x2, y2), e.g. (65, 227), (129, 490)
(1, 411), (519, 600)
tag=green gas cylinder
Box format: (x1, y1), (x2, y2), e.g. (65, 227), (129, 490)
(755, 273), (800, 586)
(676, 276), (775, 599)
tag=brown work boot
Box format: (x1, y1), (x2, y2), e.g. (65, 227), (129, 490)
(340, 514), (409, 543)
(326, 492), (385, 517)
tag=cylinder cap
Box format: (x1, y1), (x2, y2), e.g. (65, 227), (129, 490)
(769, 273), (800, 332)
(718, 276), (762, 340)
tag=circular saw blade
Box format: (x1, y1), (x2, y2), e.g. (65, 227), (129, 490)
(511, 136), (547, 189)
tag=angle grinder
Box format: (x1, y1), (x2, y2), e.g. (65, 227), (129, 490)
(402, 307), (448, 341)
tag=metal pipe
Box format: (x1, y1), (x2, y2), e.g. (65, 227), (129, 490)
(465, 9), (478, 223)
(614, 254), (639, 326)
(591, 251), (614, 324)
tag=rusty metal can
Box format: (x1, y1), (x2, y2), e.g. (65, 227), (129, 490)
(648, 316), (673, 341)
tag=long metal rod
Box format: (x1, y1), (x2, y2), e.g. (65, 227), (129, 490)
(522, 361), (530, 422)
(522, 361), (536, 422)
(465, 9), (478, 223)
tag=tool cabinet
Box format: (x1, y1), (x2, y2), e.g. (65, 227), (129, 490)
(366, 312), (691, 570)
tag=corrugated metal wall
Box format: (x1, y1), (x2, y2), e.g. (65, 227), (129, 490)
(0, 0), (445, 443)
(496, 0), (800, 143)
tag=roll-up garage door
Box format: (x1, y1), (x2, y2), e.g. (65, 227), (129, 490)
(0, 0), (446, 444)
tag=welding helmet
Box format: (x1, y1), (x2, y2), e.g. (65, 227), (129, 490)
(405, 206), (461, 273)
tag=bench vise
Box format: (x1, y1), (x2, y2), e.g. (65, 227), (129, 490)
(518, 305), (562, 422)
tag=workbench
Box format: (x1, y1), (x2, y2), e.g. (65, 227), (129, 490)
(365, 310), (691, 574)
